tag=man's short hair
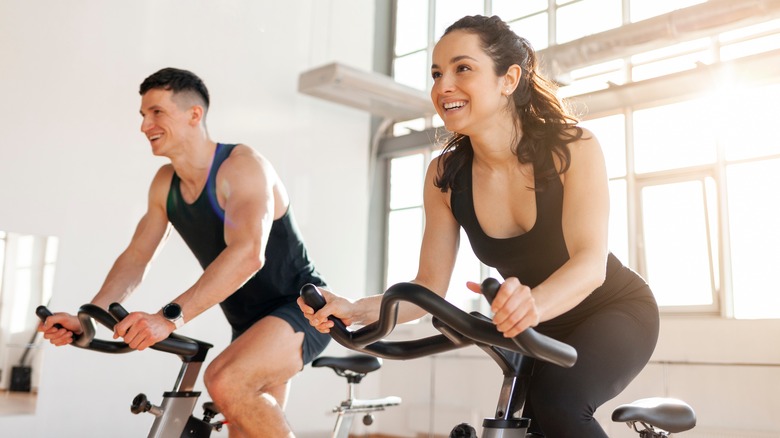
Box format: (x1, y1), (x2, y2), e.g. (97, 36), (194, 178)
(139, 67), (210, 110)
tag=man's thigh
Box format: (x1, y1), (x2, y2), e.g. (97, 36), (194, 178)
(213, 315), (305, 386)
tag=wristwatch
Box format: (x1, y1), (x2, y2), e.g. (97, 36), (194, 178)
(162, 302), (185, 329)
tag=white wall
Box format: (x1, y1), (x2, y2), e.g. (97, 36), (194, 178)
(0, 1), (375, 436)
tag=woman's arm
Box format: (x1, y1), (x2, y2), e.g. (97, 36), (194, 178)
(300, 157), (462, 331)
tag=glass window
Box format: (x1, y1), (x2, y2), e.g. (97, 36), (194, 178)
(556, 0), (622, 44)
(580, 114), (626, 178)
(508, 12), (549, 50)
(633, 100), (717, 174)
(640, 179), (718, 307)
(434, 0), (484, 41)
(390, 154), (425, 209)
(492, 0), (547, 20)
(558, 59), (626, 97)
(727, 159), (780, 319)
(608, 179), (629, 266)
(630, 0), (706, 23)
(630, 39), (713, 82)
(721, 83), (780, 161)
(395, 0), (430, 56)
(394, 51), (429, 91)
(386, 208), (424, 288)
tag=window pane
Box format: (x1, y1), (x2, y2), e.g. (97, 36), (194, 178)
(394, 51), (429, 91)
(727, 159), (780, 319)
(390, 154), (425, 209)
(509, 12), (549, 50)
(722, 83), (780, 161)
(631, 39), (713, 82)
(641, 180), (716, 306)
(609, 179), (629, 265)
(395, 0), (430, 56)
(580, 114), (626, 178)
(556, 0), (622, 44)
(434, 0), (484, 40)
(630, 0), (706, 23)
(16, 234), (34, 266)
(386, 208), (424, 288)
(447, 229), (482, 311)
(492, 0), (547, 20)
(633, 100), (716, 173)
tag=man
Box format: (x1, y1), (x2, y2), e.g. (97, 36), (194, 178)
(40, 67), (329, 437)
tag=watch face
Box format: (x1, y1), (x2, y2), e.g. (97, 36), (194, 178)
(163, 303), (182, 320)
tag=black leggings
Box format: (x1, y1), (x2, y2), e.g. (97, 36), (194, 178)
(523, 297), (659, 437)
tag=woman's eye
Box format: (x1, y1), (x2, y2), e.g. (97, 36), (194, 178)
(457, 65), (471, 72)
(431, 71), (441, 79)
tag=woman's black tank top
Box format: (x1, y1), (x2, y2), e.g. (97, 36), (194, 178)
(166, 143), (326, 335)
(450, 154), (653, 330)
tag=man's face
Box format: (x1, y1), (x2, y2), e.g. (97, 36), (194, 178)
(139, 88), (193, 156)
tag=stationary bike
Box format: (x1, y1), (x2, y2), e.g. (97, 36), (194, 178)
(301, 279), (696, 437)
(37, 303), (225, 438)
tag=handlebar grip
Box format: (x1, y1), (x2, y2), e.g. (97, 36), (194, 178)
(108, 302), (130, 321)
(480, 277), (577, 368)
(36, 305), (63, 328)
(480, 277), (501, 304)
(301, 284), (327, 311)
(300, 283), (350, 334)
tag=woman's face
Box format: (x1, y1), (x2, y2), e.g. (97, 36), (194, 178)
(430, 30), (509, 136)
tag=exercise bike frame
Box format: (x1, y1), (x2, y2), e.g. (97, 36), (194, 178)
(36, 303), (221, 438)
(301, 278), (577, 438)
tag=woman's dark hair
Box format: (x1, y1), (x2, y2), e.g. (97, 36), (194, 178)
(139, 67), (210, 112)
(435, 15), (583, 191)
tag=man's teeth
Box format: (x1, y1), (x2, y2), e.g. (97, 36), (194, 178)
(444, 101), (466, 110)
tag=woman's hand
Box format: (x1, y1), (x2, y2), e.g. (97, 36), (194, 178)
(39, 312), (82, 347)
(297, 288), (355, 333)
(467, 277), (540, 337)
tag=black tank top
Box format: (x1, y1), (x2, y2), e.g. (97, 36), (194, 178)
(450, 154), (653, 331)
(166, 143), (326, 335)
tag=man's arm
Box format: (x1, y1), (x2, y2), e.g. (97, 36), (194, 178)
(91, 165), (174, 308)
(115, 145), (277, 349)
(40, 165), (173, 345)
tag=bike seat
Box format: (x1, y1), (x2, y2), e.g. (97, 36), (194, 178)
(611, 397), (696, 433)
(312, 355), (382, 375)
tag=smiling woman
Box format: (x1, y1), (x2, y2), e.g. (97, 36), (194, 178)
(0, 231), (58, 415)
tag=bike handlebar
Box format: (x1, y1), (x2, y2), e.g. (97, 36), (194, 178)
(36, 303), (206, 361)
(300, 279), (577, 368)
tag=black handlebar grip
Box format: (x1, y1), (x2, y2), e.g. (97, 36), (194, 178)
(108, 302), (130, 321)
(480, 278), (501, 304)
(300, 283), (327, 311)
(300, 283), (350, 333)
(36, 305), (64, 329)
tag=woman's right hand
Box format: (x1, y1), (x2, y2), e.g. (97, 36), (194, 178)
(297, 287), (355, 333)
(38, 313), (82, 347)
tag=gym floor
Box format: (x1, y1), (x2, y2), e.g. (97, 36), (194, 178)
(0, 390), (36, 416)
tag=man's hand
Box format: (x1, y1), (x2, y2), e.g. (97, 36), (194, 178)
(113, 312), (175, 351)
(39, 313), (82, 347)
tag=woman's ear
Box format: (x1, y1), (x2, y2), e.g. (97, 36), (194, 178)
(502, 64), (522, 95)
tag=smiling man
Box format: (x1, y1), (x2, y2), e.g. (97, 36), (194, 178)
(40, 67), (330, 438)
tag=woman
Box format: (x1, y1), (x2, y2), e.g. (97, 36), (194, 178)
(299, 15), (659, 436)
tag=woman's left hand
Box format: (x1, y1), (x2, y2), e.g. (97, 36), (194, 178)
(467, 277), (540, 337)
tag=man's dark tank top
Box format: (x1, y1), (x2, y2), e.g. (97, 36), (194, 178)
(166, 143), (326, 335)
(450, 153), (653, 332)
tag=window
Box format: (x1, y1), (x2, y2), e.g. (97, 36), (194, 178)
(385, 0), (780, 318)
